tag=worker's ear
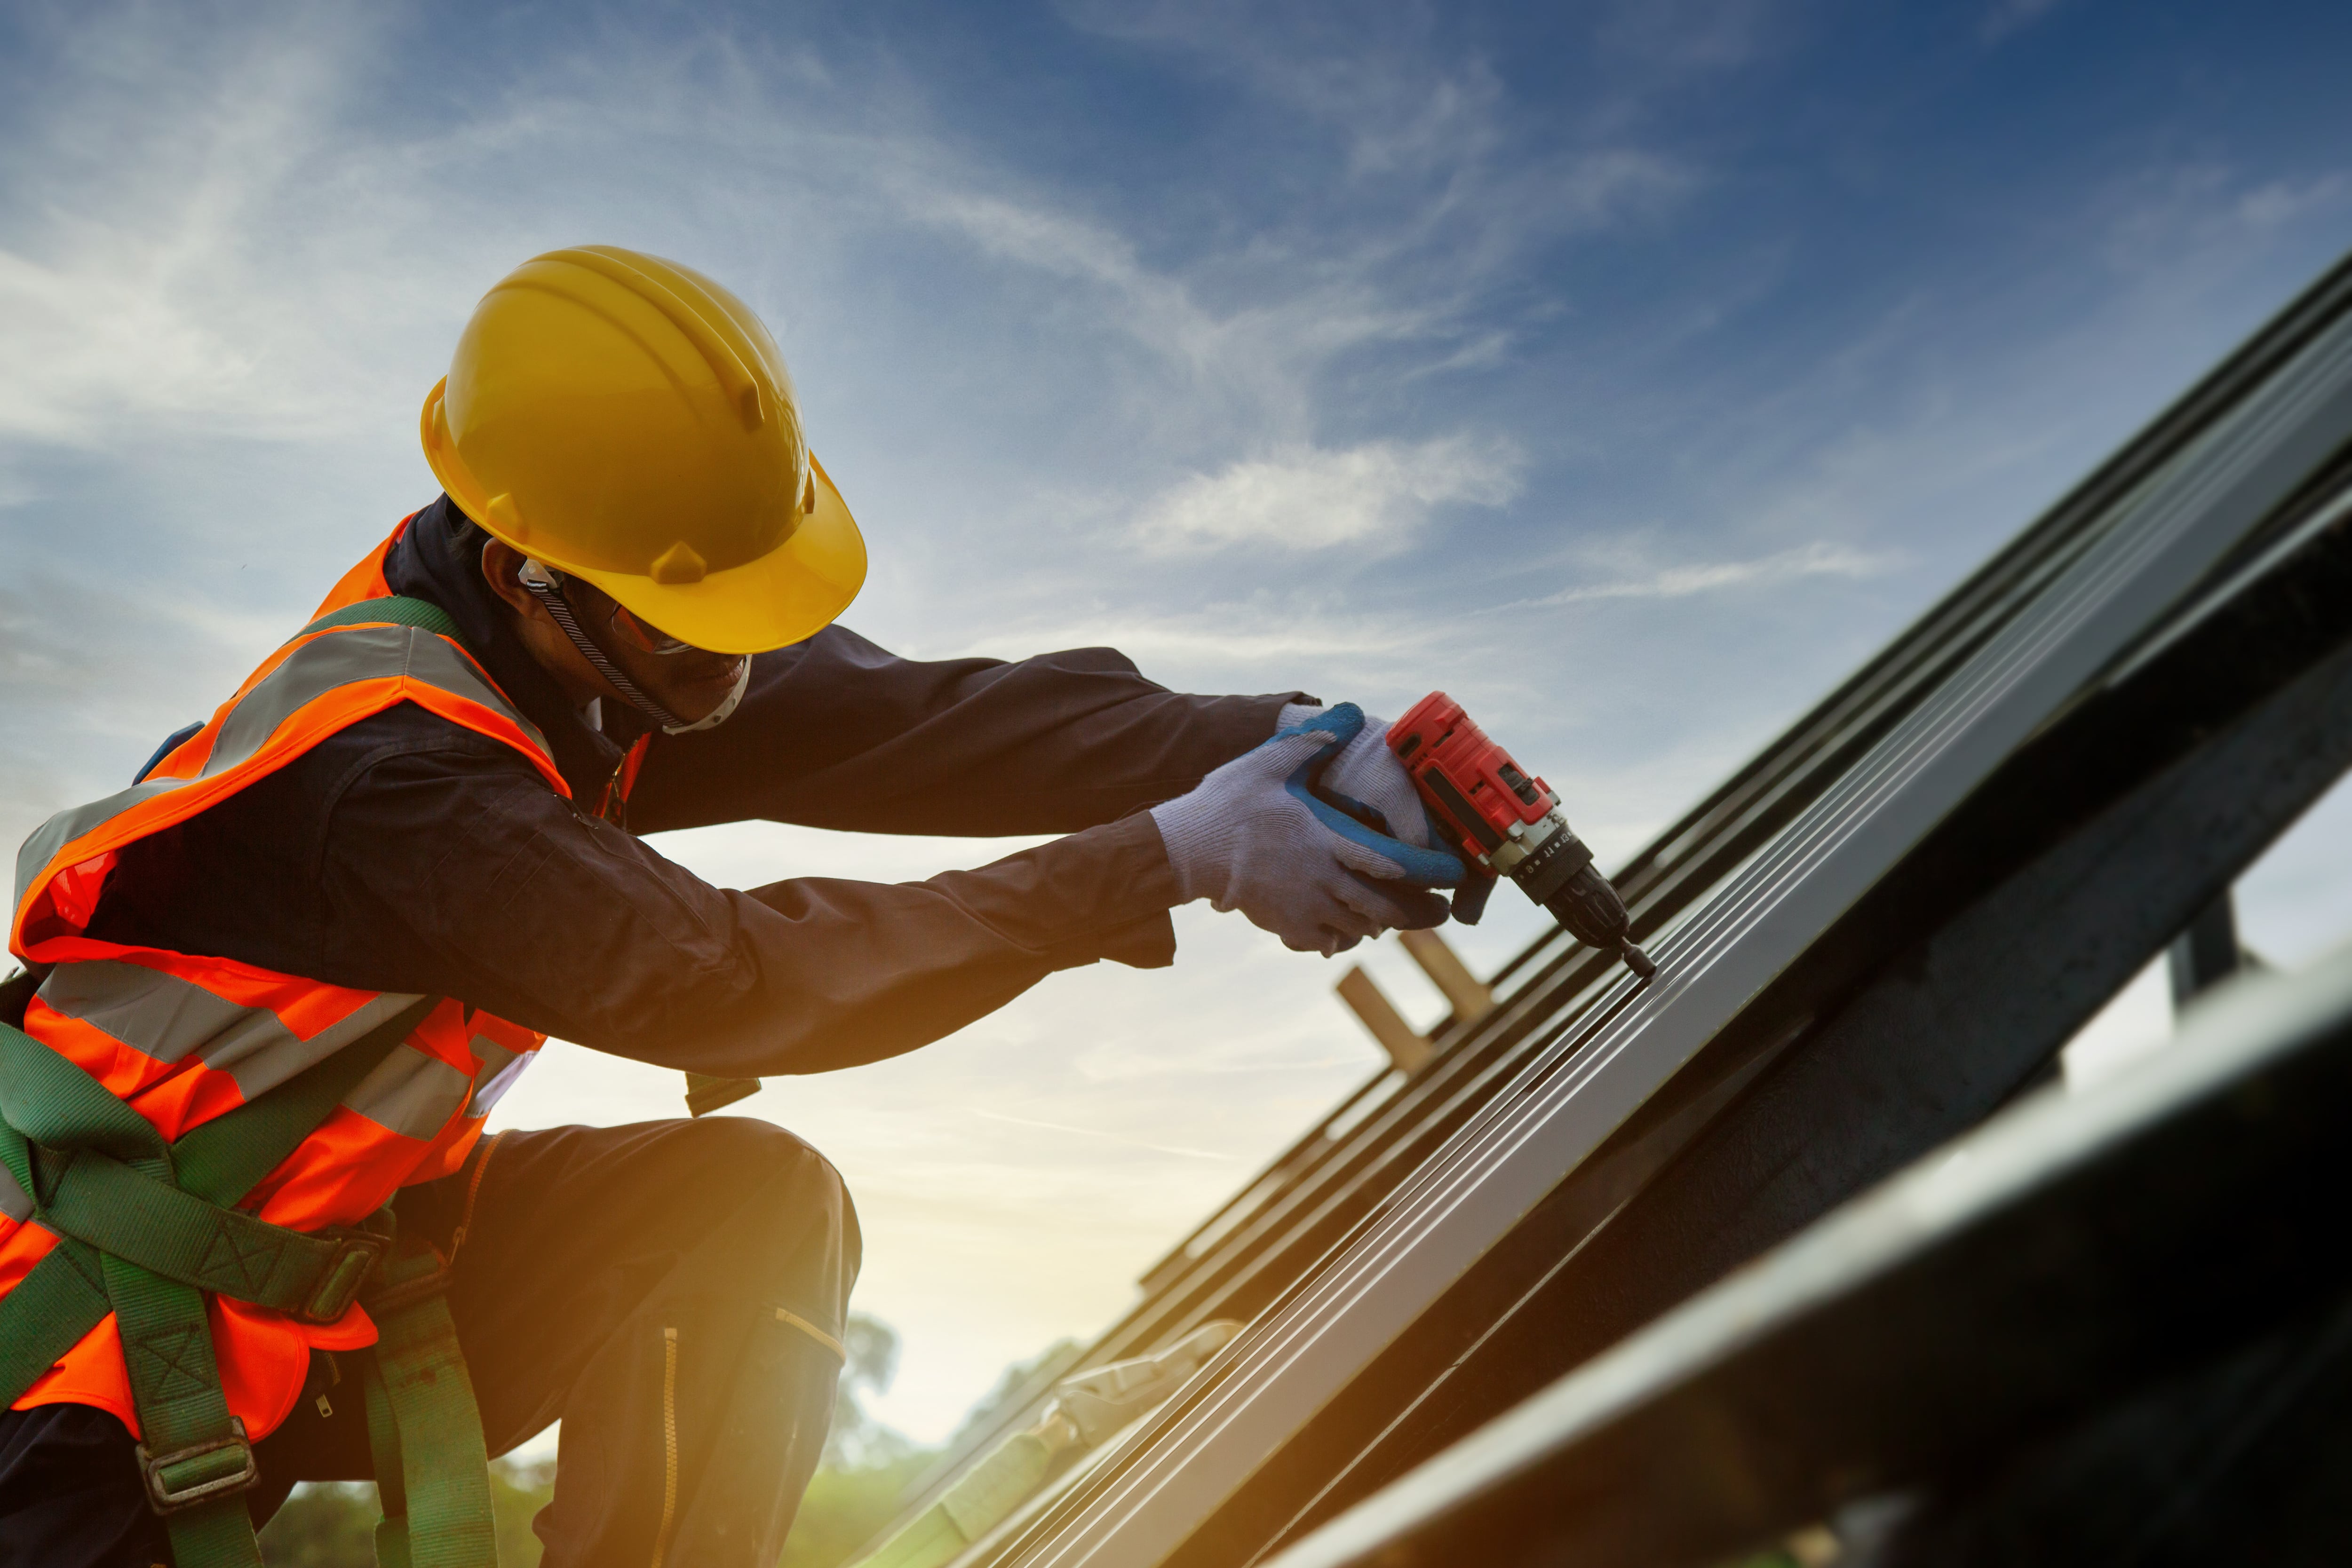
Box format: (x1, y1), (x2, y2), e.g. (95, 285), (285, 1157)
(480, 537), (542, 621)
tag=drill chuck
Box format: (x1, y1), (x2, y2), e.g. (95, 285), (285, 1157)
(1544, 870), (1657, 980)
(1511, 815), (1657, 981)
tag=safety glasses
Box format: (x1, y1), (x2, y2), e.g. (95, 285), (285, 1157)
(601, 597), (699, 658)
(520, 561), (702, 657)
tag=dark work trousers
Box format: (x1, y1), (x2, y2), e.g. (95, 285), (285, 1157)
(0, 1117), (861, 1568)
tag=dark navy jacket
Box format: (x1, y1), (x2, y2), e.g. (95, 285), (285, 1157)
(80, 499), (1301, 1078)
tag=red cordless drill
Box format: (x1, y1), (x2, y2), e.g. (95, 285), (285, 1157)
(1388, 693), (1657, 982)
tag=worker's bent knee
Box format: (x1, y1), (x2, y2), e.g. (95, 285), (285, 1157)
(661, 1117), (863, 1302)
(682, 1117), (858, 1246)
(678, 1114), (840, 1195)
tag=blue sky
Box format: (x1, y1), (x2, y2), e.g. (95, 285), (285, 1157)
(7, 0), (2352, 1440)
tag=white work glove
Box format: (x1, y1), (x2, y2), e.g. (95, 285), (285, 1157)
(1152, 705), (1466, 956)
(1279, 702), (1497, 925)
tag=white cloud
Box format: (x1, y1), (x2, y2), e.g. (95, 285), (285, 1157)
(0, 11), (526, 455)
(1516, 539), (1897, 607)
(1597, 0), (1780, 71)
(1132, 436), (1522, 554)
(970, 1108), (1240, 1162)
(882, 172), (1468, 443)
(1983, 0), (2067, 43)
(1051, 0), (1693, 402)
(2237, 174), (2352, 234)
(1060, 2), (1507, 176)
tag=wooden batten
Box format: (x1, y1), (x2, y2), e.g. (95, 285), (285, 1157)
(1398, 928), (1494, 1026)
(1335, 966), (1432, 1074)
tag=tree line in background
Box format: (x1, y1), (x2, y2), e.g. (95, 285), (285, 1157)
(258, 1316), (1079, 1568)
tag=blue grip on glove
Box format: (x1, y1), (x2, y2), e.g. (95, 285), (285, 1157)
(1152, 704), (1466, 955)
(1283, 702), (1492, 925)
(1280, 706), (1467, 887)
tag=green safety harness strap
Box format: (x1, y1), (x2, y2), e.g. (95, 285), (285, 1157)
(362, 1237), (498, 1568)
(36, 1149), (389, 1318)
(296, 596), (465, 641)
(0, 988), (499, 1567)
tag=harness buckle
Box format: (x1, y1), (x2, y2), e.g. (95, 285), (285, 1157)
(299, 1228), (390, 1324)
(136, 1417), (257, 1515)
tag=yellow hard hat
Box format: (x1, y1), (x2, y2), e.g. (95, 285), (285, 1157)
(420, 245), (866, 655)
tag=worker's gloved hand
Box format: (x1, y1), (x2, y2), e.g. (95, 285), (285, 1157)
(1279, 702), (1496, 926)
(1153, 705), (1466, 956)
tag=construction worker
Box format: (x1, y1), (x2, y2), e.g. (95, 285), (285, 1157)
(0, 247), (1474, 1568)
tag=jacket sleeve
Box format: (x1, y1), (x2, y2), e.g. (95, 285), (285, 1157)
(624, 624), (1306, 837)
(310, 738), (1182, 1076)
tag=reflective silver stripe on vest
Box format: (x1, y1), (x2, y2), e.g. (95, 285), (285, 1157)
(36, 960), (428, 1103)
(0, 1160), (31, 1224)
(38, 957), (470, 1140)
(14, 623), (551, 910)
(342, 1044), (474, 1141)
(464, 1034), (530, 1118)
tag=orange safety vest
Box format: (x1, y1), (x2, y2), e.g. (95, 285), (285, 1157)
(2, 520), (622, 1441)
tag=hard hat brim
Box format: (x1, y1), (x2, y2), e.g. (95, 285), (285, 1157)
(563, 457), (867, 657)
(425, 378), (867, 655)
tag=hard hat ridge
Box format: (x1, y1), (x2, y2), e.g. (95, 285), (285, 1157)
(527, 246), (771, 434)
